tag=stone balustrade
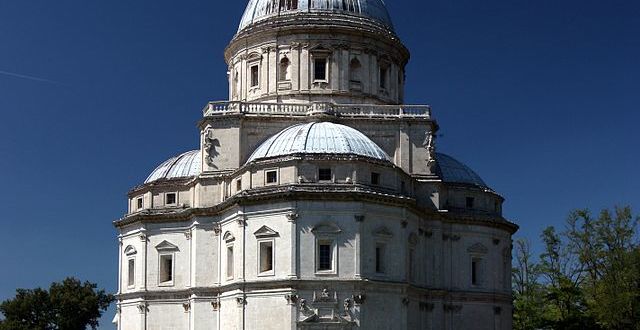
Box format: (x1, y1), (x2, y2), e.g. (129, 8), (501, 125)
(202, 101), (431, 119)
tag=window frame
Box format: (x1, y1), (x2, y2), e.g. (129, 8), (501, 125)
(375, 243), (386, 274)
(226, 244), (235, 280)
(466, 196), (475, 209)
(471, 257), (482, 286)
(315, 238), (337, 275)
(249, 63), (260, 88)
(257, 239), (275, 276)
(265, 169), (278, 185)
(165, 192), (178, 206)
(158, 253), (175, 287)
(136, 197), (143, 210)
(127, 257), (136, 288)
(236, 178), (242, 192)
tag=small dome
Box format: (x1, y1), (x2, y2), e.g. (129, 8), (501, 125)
(238, 0), (394, 32)
(435, 153), (489, 189)
(145, 150), (201, 183)
(246, 122), (390, 163)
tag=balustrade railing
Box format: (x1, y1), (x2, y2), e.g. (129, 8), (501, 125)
(203, 101), (431, 118)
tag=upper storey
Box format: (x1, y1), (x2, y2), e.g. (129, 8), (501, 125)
(238, 0), (394, 33)
(226, 0), (409, 105)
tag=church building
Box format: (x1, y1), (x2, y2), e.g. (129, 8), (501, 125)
(113, 1), (518, 329)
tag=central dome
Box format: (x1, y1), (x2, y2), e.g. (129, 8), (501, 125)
(246, 122), (390, 163)
(238, 0), (394, 32)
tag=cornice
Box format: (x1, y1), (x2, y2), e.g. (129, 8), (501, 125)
(116, 279), (511, 305)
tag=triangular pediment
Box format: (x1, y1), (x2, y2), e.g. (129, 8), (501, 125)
(254, 225), (279, 238)
(467, 243), (488, 254)
(155, 240), (179, 251)
(372, 226), (393, 239)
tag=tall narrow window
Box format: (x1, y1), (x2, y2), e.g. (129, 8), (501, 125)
(317, 241), (333, 271)
(472, 258), (479, 285)
(313, 58), (327, 81)
(236, 178), (242, 192)
(349, 58), (361, 83)
(259, 241), (274, 273)
(279, 57), (291, 81)
(136, 197), (143, 210)
(159, 254), (173, 284)
(127, 259), (135, 287)
(250, 65), (259, 87)
(379, 66), (388, 89)
(227, 246), (234, 279)
(375, 244), (385, 273)
(408, 248), (415, 281)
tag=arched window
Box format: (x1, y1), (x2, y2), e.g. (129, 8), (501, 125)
(279, 57), (291, 81)
(349, 58), (361, 83)
(279, 0), (298, 10)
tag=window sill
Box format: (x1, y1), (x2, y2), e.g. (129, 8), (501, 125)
(257, 272), (275, 277)
(314, 271), (337, 276)
(158, 282), (174, 287)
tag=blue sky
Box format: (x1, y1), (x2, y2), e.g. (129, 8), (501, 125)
(0, 0), (638, 328)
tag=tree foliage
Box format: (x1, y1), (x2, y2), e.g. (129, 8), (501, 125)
(0, 277), (113, 330)
(513, 206), (639, 330)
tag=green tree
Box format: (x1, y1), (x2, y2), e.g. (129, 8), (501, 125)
(512, 238), (545, 330)
(565, 206), (639, 329)
(0, 277), (113, 330)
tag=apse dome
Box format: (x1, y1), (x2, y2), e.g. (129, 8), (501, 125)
(246, 122), (390, 163)
(145, 150), (201, 183)
(238, 0), (395, 32)
(435, 153), (490, 190)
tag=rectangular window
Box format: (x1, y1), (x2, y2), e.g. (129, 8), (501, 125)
(127, 259), (135, 287)
(159, 254), (173, 284)
(250, 65), (259, 87)
(472, 258), (479, 285)
(466, 197), (474, 209)
(166, 193), (177, 205)
(266, 170), (278, 184)
(317, 241), (332, 271)
(371, 172), (380, 185)
(136, 197), (143, 210)
(227, 246), (234, 279)
(236, 178), (242, 192)
(314, 58), (327, 81)
(318, 168), (332, 181)
(379, 67), (388, 89)
(375, 244), (385, 273)
(259, 241), (274, 273)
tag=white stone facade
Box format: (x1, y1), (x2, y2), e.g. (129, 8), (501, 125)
(114, 1), (517, 329)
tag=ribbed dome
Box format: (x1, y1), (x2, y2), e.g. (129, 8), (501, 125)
(145, 150), (201, 183)
(246, 122), (390, 163)
(435, 153), (490, 189)
(238, 0), (394, 32)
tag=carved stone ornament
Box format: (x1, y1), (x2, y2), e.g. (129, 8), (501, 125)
(402, 297), (410, 306)
(183, 302), (191, 313)
(236, 297), (246, 306)
(203, 127), (219, 168)
(213, 223), (222, 235)
(137, 302), (148, 313)
(443, 304), (463, 312)
(211, 300), (220, 311)
(285, 293), (299, 305)
(419, 302), (435, 312)
(423, 131), (437, 170)
(184, 230), (192, 240)
(286, 213), (299, 222)
(494, 306), (502, 315)
(343, 298), (352, 313)
(354, 215), (365, 222)
(139, 233), (147, 242)
(352, 294), (366, 305)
